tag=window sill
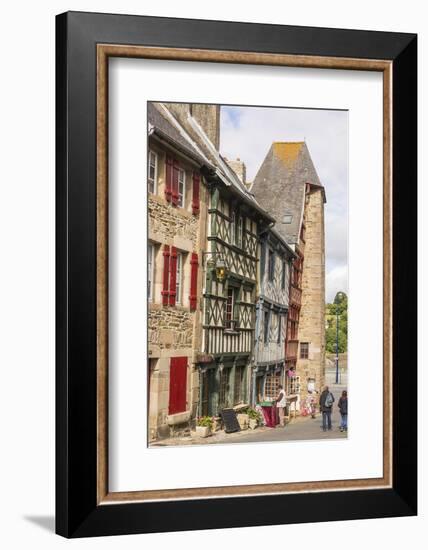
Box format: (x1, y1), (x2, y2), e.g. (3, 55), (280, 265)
(224, 329), (240, 335)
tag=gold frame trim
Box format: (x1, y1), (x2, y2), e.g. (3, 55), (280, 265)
(96, 44), (392, 504)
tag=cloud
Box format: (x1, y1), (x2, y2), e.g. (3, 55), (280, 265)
(220, 105), (348, 302)
(326, 265), (349, 303)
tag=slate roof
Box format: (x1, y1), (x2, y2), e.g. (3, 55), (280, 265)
(251, 141), (325, 245)
(148, 102), (275, 223)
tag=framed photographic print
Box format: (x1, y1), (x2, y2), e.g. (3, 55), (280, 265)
(56, 11), (417, 538)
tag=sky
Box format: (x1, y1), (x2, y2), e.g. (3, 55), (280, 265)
(220, 105), (348, 303)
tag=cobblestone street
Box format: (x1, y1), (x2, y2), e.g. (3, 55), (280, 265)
(151, 368), (348, 447)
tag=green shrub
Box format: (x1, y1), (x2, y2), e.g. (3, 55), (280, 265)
(197, 416), (214, 429)
(241, 407), (262, 423)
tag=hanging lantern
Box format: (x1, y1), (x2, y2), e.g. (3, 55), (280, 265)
(215, 258), (227, 282)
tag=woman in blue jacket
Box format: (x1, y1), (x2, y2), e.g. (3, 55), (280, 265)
(338, 390), (348, 432)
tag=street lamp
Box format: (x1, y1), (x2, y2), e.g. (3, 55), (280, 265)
(334, 291), (344, 384)
(214, 258), (227, 283)
(203, 252), (227, 283)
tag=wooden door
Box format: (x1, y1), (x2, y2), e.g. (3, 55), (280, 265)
(168, 357), (187, 415)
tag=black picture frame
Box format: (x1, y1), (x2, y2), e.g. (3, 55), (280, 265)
(56, 11), (417, 538)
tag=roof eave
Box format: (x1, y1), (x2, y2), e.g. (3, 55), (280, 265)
(151, 128), (211, 169)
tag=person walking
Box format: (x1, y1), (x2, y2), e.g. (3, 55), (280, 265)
(275, 385), (287, 427)
(319, 385), (335, 431)
(338, 390), (348, 432)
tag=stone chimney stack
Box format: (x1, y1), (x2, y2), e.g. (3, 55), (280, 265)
(190, 104), (220, 150)
(161, 103), (220, 151)
(162, 102), (190, 123)
(225, 158), (247, 186)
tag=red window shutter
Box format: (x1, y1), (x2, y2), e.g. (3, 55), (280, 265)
(165, 156), (173, 202)
(161, 245), (170, 305)
(192, 172), (200, 215)
(169, 246), (177, 306)
(169, 356), (187, 414)
(189, 253), (198, 311)
(171, 159), (179, 206)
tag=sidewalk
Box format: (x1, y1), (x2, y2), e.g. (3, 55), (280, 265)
(150, 382), (347, 447)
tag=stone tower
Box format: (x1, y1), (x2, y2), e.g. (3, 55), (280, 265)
(296, 183), (326, 401)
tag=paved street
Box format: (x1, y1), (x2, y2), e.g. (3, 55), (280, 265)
(208, 373), (347, 445)
(151, 368), (348, 447)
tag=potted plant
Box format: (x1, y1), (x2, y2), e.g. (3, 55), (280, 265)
(211, 416), (222, 432)
(242, 407), (262, 429)
(195, 416), (213, 438)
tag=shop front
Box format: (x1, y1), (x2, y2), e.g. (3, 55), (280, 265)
(252, 362), (285, 427)
(199, 356), (250, 418)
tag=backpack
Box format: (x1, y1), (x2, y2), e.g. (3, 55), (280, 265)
(325, 392), (334, 407)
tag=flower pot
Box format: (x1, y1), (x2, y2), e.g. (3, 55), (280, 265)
(249, 418), (258, 430)
(237, 413), (249, 430)
(212, 417), (221, 432)
(195, 425), (211, 438)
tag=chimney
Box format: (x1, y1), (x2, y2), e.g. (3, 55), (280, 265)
(190, 104), (220, 150)
(160, 103), (221, 151)
(225, 158), (247, 186)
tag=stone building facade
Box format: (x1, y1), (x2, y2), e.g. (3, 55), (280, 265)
(251, 142), (326, 409)
(147, 101), (274, 438)
(147, 103), (209, 441)
(296, 184), (326, 403)
(199, 173), (274, 417)
(148, 105), (327, 438)
(252, 227), (295, 405)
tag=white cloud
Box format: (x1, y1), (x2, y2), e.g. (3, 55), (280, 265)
(326, 265), (349, 303)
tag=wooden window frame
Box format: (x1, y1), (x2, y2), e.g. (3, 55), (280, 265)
(264, 310), (270, 344)
(268, 249), (275, 282)
(148, 243), (154, 302)
(219, 367), (231, 410)
(233, 365), (245, 405)
(175, 252), (183, 305)
(224, 286), (239, 330)
(281, 259), (287, 289)
(148, 149), (157, 194)
(236, 216), (243, 248)
(300, 342), (309, 359)
(230, 210), (235, 245)
(177, 167), (186, 208)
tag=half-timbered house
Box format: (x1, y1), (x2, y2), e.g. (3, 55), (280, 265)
(148, 104), (275, 419)
(252, 228), (295, 405)
(252, 142), (326, 409)
(147, 101), (275, 436)
(199, 178), (275, 417)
